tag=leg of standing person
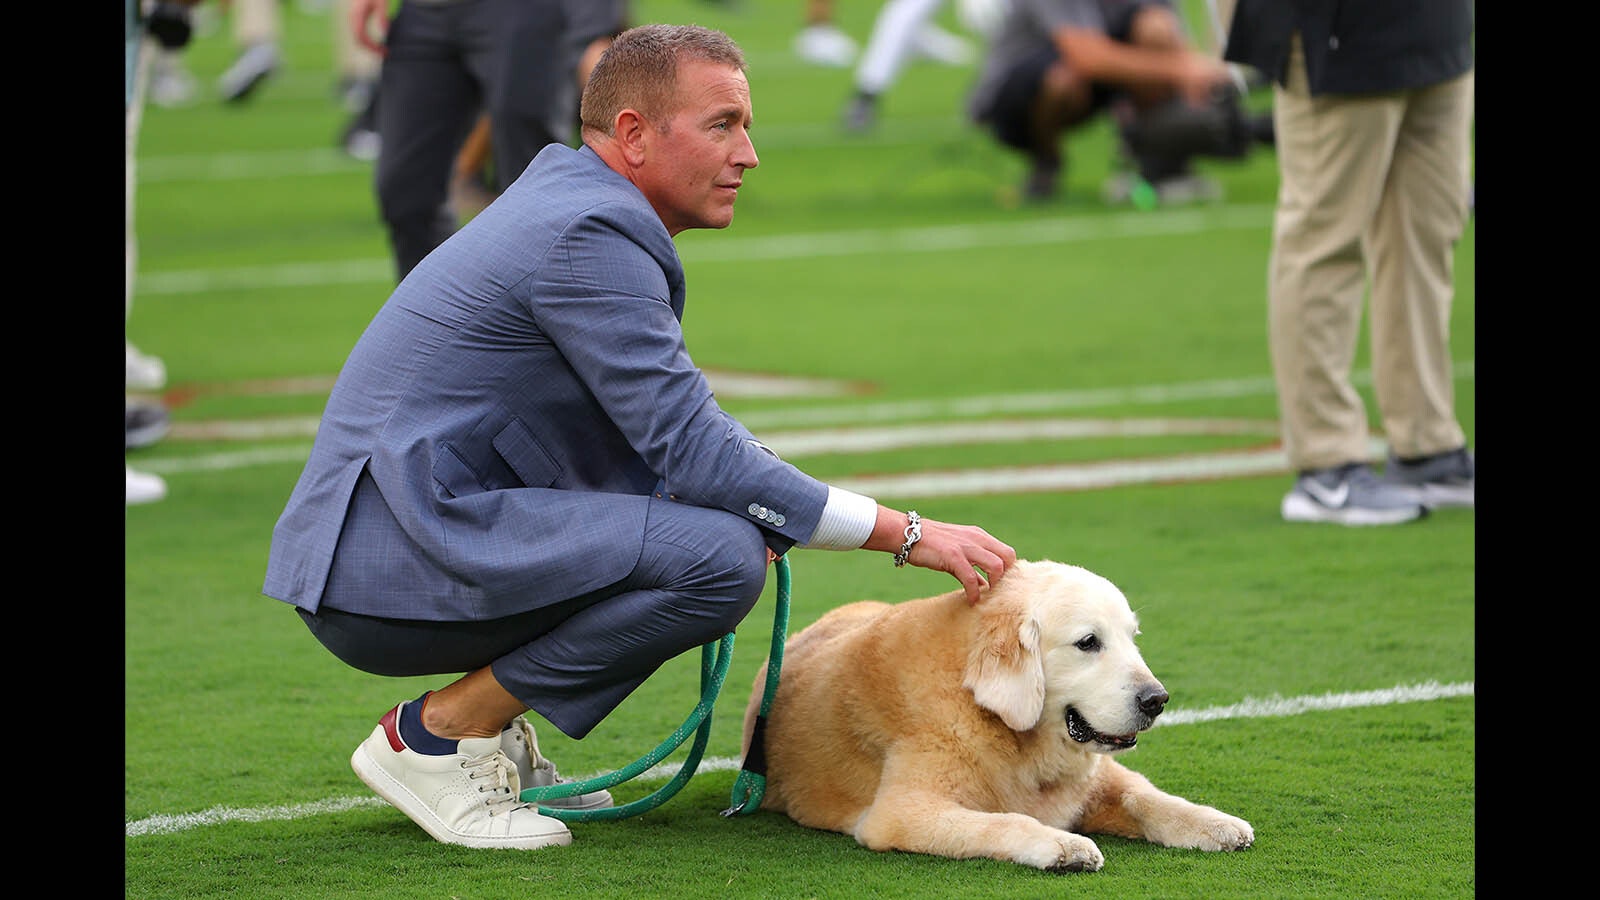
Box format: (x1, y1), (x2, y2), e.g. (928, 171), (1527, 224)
(372, 2), (486, 280)
(333, 0), (382, 111)
(126, 0), (173, 505)
(473, 0), (573, 195)
(842, 0), (950, 132)
(1369, 69), (1474, 508)
(374, 0), (572, 280)
(1269, 33), (1425, 525)
(335, 0), (384, 159)
(218, 0), (282, 103)
(448, 112), (498, 222)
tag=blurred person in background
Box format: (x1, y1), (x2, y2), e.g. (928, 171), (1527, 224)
(839, 0), (986, 133)
(967, 0), (1249, 204)
(1223, 0), (1475, 525)
(335, 0), (387, 159)
(349, 0), (627, 280)
(263, 24), (1016, 850)
(446, 6), (629, 222)
(127, 0), (206, 504)
(217, 0), (282, 102)
(793, 0), (857, 67)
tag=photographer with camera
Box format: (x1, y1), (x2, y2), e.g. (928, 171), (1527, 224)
(967, 0), (1252, 204)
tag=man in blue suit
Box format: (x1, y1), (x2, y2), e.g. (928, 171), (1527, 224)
(263, 23), (1016, 851)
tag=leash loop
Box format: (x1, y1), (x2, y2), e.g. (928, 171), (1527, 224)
(519, 556), (791, 822)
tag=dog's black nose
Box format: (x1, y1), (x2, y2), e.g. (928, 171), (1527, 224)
(1138, 685), (1169, 719)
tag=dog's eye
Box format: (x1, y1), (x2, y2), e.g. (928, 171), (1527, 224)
(1074, 635), (1100, 652)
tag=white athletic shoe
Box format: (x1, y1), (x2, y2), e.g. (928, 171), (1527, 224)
(148, 49), (197, 108)
(1281, 462), (1426, 526)
(126, 341), (167, 391)
(350, 704), (572, 849)
(126, 465), (167, 505)
(501, 717), (614, 810)
(794, 24), (858, 67)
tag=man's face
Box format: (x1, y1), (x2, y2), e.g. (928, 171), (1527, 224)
(638, 60), (759, 235)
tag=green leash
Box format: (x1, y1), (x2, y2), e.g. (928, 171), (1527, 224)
(519, 556), (791, 821)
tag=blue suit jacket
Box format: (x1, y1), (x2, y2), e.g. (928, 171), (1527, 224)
(263, 144), (829, 621)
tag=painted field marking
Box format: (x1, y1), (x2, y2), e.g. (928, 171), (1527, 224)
(131, 204), (1273, 295)
(124, 679), (1473, 838)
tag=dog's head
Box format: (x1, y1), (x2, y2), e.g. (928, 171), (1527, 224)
(962, 559), (1167, 753)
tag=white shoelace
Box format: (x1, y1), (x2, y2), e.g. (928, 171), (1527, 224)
(462, 751), (523, 816)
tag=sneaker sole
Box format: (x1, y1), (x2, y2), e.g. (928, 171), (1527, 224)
(1418, 483), (1474, 509)
(1281, 493), (1427, 526)
(534, 789), (615, 811)
(351, 731), (572, 850)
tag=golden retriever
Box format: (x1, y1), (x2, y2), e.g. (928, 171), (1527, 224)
(739, 559), (1254, 872)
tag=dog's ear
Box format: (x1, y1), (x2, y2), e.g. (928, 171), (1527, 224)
(962, 593), (1045, 731)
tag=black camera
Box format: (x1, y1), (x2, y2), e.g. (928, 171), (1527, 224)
(145, 1), (195, 51)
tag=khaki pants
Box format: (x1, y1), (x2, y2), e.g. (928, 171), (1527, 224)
(1268, 34), (1473, 470)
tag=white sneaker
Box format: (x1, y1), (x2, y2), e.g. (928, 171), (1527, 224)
(126, 341), (167, 391)
(501, 717), (614, 811)
(350, 704), (572, 850)
(1281, 462), (1426, 526)
(126, 465), (167, 505)
(148, 49), (197, 108)
(794, 24), (858, 67)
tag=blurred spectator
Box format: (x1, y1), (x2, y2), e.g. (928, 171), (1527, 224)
(335, 0), (385, 160)
(448, 10), (625, 223)
(332, 0), (382, 113)
(841, 0), (980, 133)
(217, 0), (282, 103)
(350, 0), (628, 280)
(1224, 0), (1475, 524)
(794, 0), (857, 67)
(967, 0), (1244, 204)
(127, 0), (206, 504)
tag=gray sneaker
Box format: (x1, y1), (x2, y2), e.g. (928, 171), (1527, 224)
(218, 42), (279, 103)
(501, 717), (614, 811)
(1281, 462), (1427, 526)
(125, 399), (170, 450)
(1380, 447), (1474, 509)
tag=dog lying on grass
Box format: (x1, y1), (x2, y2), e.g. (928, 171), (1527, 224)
(740, 559), (1254, 872)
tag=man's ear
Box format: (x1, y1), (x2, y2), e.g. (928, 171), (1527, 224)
(614, 109), (649, 166)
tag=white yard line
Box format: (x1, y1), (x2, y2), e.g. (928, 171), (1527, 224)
(131, 204), (1274, 295)
(124, 679), (1474, 838)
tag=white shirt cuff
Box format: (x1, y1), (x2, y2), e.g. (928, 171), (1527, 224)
(801, 485), (878, 550)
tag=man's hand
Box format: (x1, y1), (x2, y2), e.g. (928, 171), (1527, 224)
(867, 507), (1015, 605)
(903, 517), (1016, 604)
(349, 0), (393, 57)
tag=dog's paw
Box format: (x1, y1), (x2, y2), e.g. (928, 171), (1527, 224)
(1020, 831), (1104, 873)
(1192, 812), (1254, 852)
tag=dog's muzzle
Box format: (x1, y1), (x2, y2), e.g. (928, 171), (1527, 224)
(1065, 685), (1169, 750)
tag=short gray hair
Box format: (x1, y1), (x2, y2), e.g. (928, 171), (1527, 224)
(580, 24), (747, 136)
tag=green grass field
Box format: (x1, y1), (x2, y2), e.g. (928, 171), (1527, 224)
(125, 2), (1474, 897)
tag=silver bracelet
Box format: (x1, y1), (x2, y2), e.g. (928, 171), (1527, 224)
(893, 510), (921, 567)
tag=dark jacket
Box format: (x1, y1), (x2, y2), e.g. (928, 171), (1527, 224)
(1224, 0), (1473, 95)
